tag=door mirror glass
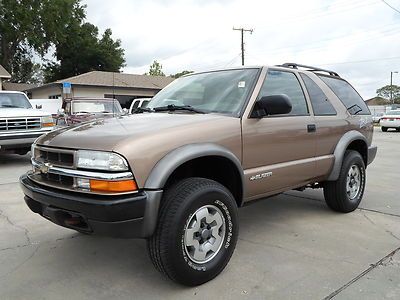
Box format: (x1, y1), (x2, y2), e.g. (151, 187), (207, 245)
(252, 94), (292, 117)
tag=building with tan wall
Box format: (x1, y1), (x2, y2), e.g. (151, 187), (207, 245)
(26, 71), (174, 108)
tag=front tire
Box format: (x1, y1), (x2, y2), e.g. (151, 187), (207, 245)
(147, 178), (239, 286)
(323, 150), (366, 213)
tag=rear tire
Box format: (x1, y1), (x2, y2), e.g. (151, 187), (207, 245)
(396, 128), (400, 132)
(147, 178), (239, 286)
(381, 126), (388, 132)
(323, 150), (366, 213)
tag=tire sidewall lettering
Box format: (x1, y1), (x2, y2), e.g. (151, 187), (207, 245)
(180, 196), (234, 272)
(214, 199), (233, 249)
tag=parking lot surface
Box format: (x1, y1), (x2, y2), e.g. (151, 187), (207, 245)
(0, 128), (399, 299)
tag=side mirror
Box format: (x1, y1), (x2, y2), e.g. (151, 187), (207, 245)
(57, 108), (65, 115)
(251, 94), (292, 118)
(35, 104), (42, 109)
(122, 108), (129, 115)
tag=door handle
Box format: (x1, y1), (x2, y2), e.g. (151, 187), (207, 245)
(307, 124), (316, 133)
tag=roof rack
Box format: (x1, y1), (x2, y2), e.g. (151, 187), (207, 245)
(278, 63), (340, 77)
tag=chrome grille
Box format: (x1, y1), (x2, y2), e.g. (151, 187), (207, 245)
(0, 117), (41, 131)
(38, 149), (74, 167)
(34, 146), (75, 168)
(31, 146), (76, 190)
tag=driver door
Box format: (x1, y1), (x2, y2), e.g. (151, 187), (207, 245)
(242, 69), (317, 200)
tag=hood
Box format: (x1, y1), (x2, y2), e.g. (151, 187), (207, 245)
(0, 108), (52, 118)
(36, 113), (238, 151)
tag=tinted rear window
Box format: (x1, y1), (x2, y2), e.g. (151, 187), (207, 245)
(300, 74), (336, 116)
(319, 76), (370, 115)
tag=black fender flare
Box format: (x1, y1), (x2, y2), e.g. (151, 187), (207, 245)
(327, 130), (368, 181)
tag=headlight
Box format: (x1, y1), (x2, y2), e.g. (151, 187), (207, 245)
(41, 116), (54, 127)
(76, 150), (129, 171)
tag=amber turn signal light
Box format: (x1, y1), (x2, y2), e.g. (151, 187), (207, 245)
(89, 179), (137, 193)
(42, 122), (55, 127)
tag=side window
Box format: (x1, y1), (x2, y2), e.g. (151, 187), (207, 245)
(131, 100), (140, 109)
(319, 76), (370, 115)
(300, 74), (337, 116)
(258, 70), (309, 116)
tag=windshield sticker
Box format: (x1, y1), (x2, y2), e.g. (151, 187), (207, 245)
(238, 81), (246, 88)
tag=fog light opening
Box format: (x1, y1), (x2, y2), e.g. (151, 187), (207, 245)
(57, 212), (89, 230)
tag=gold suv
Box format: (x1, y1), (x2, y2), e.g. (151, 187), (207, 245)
(20, 63), (377, 286)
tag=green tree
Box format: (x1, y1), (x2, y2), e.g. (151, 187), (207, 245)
(171, 70), (193, 78)
(376, 85), (400, 101)
(0, 0), (85, 82)
(147, 60), (165, 76)
(44, 23), (125, 82)
(0, 0), (125, 83)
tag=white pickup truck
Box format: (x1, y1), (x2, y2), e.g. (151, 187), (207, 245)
(0, 91), (54, 155)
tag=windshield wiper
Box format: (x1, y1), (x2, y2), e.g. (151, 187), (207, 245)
(132, 107), (154, 114)
(153, 104), (205, 114)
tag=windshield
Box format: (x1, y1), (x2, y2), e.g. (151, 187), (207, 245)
(147, 69), (259, 115)
(0, 93), (32, 109)
(72, 100), (122, 114)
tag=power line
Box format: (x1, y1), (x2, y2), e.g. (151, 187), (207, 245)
(233, 27), (253, 66)
(380, 0), (400, 14)
(320, 55), (400, 66)
(258, 22), (400, 54)
(250, 24), (400, 59)
(256, 0), (378, 28)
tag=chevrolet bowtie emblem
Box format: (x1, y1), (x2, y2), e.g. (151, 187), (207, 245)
(39, 162), (52, 174)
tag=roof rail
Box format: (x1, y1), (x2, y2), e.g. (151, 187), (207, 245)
(278, 63), (340, 77)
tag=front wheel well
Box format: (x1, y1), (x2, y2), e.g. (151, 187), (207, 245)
(164, 156), (243, 207)
(346, 140), (368, 166)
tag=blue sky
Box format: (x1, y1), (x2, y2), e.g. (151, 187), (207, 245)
(82, 0), (400, 99)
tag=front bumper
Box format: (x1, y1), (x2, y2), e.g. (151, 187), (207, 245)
(20, 174), (162, 238)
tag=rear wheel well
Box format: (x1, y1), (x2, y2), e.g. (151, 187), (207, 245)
(164, 156), (243, 207)
(346, 140), (368, 166)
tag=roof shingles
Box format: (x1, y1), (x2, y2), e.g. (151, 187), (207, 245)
(54, 71), (174, 89)
(2, 82), (37, 91)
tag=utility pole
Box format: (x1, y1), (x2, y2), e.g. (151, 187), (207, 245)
(390, 71), (398, 104)
(233, 27), (253, 66)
